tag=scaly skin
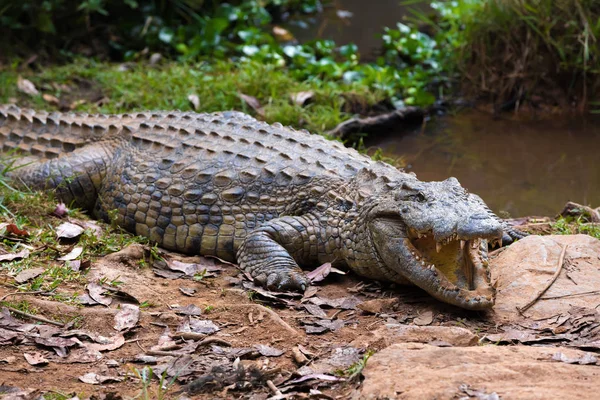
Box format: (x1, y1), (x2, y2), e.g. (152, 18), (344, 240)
(0, 105), (524, 310)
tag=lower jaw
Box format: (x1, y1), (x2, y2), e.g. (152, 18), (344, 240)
(404, 238), (495, 310)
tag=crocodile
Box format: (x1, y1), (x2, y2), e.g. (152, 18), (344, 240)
(0, 105), (523, 310)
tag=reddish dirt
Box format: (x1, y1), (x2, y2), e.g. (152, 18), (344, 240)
(0, 246), (498, 399)
(2, 233), (600, 399)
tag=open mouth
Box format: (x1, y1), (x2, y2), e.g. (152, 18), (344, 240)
(404, 228), (500, 309)
(369, 217), (502, 310)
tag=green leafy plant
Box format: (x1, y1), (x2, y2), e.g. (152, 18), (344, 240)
(410, 0), (600, 110)
(337, 350), (375, 381)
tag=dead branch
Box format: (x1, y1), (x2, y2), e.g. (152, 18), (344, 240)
(326, 107), (425, 141)
(558, 201), (600, 223)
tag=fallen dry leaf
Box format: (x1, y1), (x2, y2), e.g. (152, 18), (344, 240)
(179, 287), (196, 296)
(64, 347), (104, 364)
(188, 94), (200, 110)
(357, 298), (398, 314)
(57, 246), (83, 261)
(14, 267), (45, 284)
(303, 319), (345, 334)
(166, 259), (223, 277)
(414, 310), (434, 326)
(23, 352), (49, 366)
(178, 317), (219, 335)
(114, 304), (140, 331)
(173, 304), (203, 316)
(56, 222), (84, 239)
(17, 76), (39, 96)
(69, 99), (86, 110)
(86, 282), (112, 306)
(255, 344), (284, 357)
(237, 93), (265, 116)
(84, 334), (125, 353)
(67, 259), (90, 272)
(307, 263), (332, 283)
(272, 26), (295, 41)
(4, 224), (29, 237)
(79, 372), (124, 384)
(42, 93), (60, 105)
(304, 304), (328, 319)
(308, 295), (360, 310)
(0, 328), (19, 343)
(34, 337), (79, 349)
(290, 91), (315, 107)
(0, 249), (30, 263)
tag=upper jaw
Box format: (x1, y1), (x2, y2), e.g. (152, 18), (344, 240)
(371, 219), (500, 310)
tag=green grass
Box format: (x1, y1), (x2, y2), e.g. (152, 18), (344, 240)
(0, 59), (386, 135)
(0, 161), (154, 299)
(0, 299), (38, 315)
(132, 366), (178, 400)
(552, 216), (600, 239)
(418, 0), (600, 110)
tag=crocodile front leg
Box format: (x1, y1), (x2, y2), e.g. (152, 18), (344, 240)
(237, 215), (320, 292)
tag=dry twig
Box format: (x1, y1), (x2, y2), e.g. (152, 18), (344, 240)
(0, 290), (45, 302)
(517, 244), (568, 314)
(220, 303), (301, 337)
(5, 306), (64, 327)
(267, 380), (283, 396)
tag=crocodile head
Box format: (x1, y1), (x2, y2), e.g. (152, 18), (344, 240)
(363, 175), (503, 310)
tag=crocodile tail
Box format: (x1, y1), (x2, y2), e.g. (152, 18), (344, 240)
(0, 106), (120, 158)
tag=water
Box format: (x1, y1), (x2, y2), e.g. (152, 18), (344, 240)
(290, 2), (600, 217)
(367, 110), (600, 217)
(288, 0), (415, 60)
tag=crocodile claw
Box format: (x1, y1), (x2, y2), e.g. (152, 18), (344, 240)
(256, 270), (309, 293)
(500, 225), (529, 246)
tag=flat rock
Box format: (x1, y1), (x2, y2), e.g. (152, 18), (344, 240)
(490, 234), (600, 322)
(352, 324), (478, 348)
(359, 343), (600, 399)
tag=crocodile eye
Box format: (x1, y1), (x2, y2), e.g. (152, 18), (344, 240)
(414, 193), (427, 202)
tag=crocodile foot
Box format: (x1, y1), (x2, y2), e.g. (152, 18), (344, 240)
(500, 225), (529, 246)
(252, 269), (309, 292)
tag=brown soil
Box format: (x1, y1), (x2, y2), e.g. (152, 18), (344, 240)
(2, 233), (600, 399)
(0, 246), (499, 399)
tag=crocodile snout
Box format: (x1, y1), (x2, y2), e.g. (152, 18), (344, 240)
(457, 213), (503, 240)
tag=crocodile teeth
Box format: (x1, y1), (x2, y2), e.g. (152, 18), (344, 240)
(460, 240), (466, 249)
(436, 242), (442, 253)
(499, 237), (503, 247)
(471, 240), (478, 249)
